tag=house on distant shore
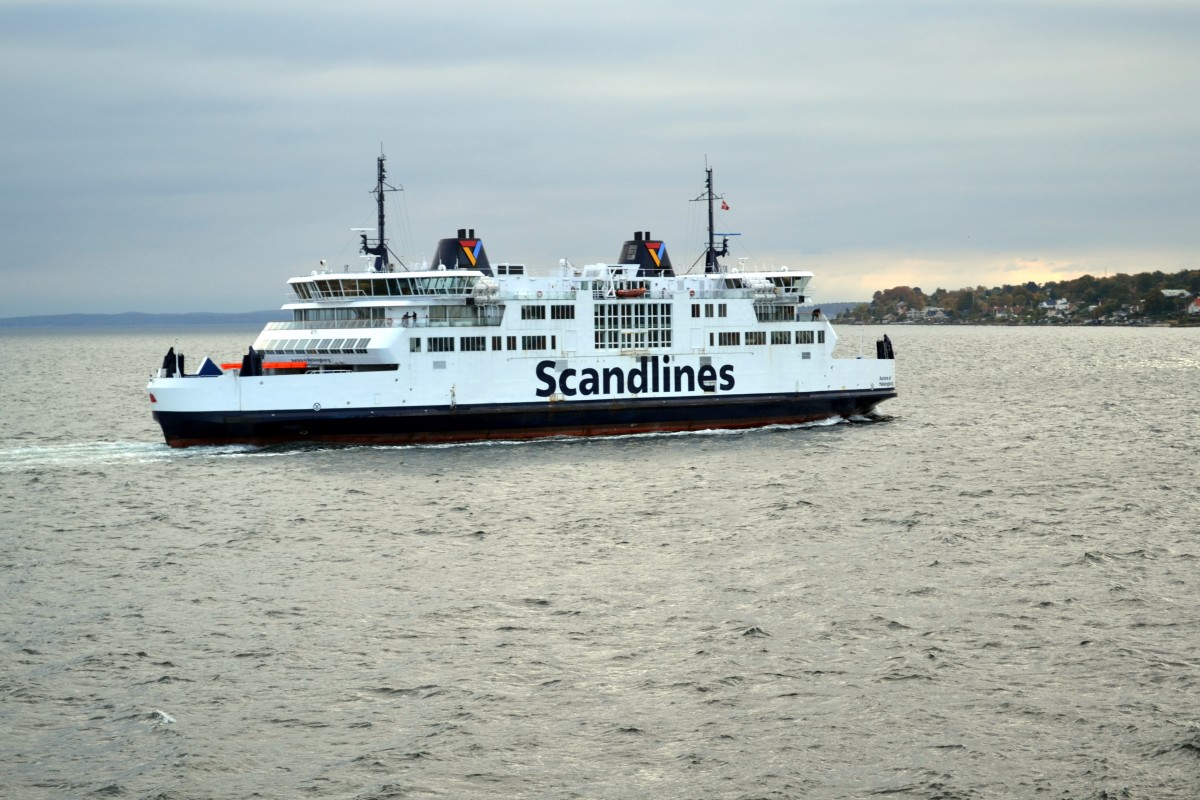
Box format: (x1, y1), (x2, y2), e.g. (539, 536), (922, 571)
(1039, 298), (1070, 317)
(1162, 289), (1193, 299)
(1189, 298), (1200, 315)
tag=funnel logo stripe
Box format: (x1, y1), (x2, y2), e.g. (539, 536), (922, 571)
(460, 240), (480, 267)
(647, 241), (664, 268)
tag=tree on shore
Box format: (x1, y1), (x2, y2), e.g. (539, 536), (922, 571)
(854, 269), (1200, 323)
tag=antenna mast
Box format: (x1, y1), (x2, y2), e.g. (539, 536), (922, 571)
(361, 150), (403, 271)
(693, 161), (730, 273)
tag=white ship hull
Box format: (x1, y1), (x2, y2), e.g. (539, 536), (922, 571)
(150, 344), (895, 446)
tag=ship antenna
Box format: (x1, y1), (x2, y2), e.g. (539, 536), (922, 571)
(361, 149), (405, 272)
(692, 158), (731, 274)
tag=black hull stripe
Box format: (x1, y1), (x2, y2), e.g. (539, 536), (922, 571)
(153, 390), (896, 448)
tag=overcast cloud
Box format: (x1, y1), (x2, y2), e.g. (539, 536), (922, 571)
(2, 0), (1198, 315)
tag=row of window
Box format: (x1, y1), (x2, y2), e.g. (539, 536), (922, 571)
(410, 328), (822, 356)
(254, 328), (824, 360)
(711, 330), (825, 347)
(295, 308), (384, 322)
(721, 275), (808, 291)
(755, 305), (798, 323)
(691, 303), (729, 318)
(257, 337), (372, 355)
(413, 335), (558, 353)
(292, 275), (806, 303)
(520, 304), (576, 320)
(256, 326), (823, 359)
(289, 306), (498, 326)
(292, 275), (478, 301)
(291, 302), (800, 328)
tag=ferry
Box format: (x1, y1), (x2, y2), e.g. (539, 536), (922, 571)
(147, 156), (896, 447)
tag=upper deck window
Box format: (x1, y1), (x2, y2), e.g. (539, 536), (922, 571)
(301, 275), (478, 299)
(754, 305), (796, 323)
(460, 336), (486, 352)
(521, 305), (547, 320)
(295, 307), (383, 323)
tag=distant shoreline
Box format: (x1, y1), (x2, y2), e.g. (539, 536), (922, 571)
(830, 318), (1196, 327)
(0, 311), (282, 329)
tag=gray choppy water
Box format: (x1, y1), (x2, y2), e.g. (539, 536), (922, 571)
(1, 325), (1199, 799)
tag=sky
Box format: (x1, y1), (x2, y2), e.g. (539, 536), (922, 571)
(2, 0), (1198, 316)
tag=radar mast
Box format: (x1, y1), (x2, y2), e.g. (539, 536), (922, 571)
(692, 162), (733, 273)
(360, 151), (404, 271)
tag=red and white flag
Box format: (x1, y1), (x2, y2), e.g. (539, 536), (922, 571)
(721, 200), (730, 210)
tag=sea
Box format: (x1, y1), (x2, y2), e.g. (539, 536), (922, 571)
(1, 324), (1198, 800)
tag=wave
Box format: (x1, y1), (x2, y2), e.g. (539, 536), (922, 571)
(370, 415), (854, 451)
(0, 440), (263, 471)
(0, 416), (867, 468)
